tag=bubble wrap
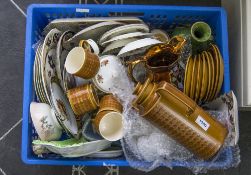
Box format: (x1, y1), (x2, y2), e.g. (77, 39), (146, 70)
(109, 65), (240, 174)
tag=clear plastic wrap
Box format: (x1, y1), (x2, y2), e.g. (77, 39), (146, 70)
(110, 64), (240, 174)
(120, 109), (240, 174)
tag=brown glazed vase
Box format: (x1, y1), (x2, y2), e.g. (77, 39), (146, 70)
(132, 80), (228, 160)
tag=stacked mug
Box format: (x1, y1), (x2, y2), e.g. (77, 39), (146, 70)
(65, 44), (123, 142)
(93, 95), (123, 141)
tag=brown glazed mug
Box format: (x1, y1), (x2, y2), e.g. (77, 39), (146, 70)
(132, 80), (228, 160)
(93, 110), (123, 141)
(99, 95), (123, 113)
(65, 47), (100, 79)
(67, 84), (99, 116)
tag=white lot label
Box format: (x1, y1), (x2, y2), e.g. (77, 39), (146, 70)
(195, 116), (210, 131)
(76, 8), (90, 13)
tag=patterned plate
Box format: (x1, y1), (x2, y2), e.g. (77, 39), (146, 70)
(50, 78), (78, 138)
(99, 23), (150, 44)
(56, 30), (74, 86)
(34, 44), (49, 104)
(66, 21), (123, 46)
(41, 29), (62, 105)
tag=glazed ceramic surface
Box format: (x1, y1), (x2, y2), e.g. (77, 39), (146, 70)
(99, 23), (149, 44)
(43, 17), (143, 33)
(50, 78), (78, 138)
(184, 56), (193, 96)
(195, 53), (203, 102)
(32, 138), (111, 157)
(65, 47), (100, 79)
(82, 114), (103, 141)
(102, 38), (138, 55)
(87, 147), (123, 158)
(92, 55), (124, 93)
(100, 32), (152, 47)
(199, 52), (209, 102)
(67, 84), (99, 116)
(96, 111), (124, 141)
(66, 21), (123, 46)
(56, 31), (74, 83)
(62, 67), (76, 93)
(117, 38), (162, 58)
(151, 29), (170, 42)
(41, 29), (62, 104)
(30, 102), (62, 141)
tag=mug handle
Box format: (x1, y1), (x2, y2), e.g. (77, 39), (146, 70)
(79, 40), (91, 51)
(79, 39), (100, 55)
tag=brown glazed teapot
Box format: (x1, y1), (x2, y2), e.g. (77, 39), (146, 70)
(132, 79), (228, 160)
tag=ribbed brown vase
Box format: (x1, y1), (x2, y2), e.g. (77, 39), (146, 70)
(132, 80), (228, 160)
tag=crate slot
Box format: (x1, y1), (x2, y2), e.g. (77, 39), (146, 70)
(109, 12), (145, 17)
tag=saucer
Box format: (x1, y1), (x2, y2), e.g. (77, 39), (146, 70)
(87, 147), (123, 158)
(117, 38), (162, 58)
(99, 23), (150, 44)
(102, 38), (138, 55)
(50, 78), (78, 138)
(66, 21), (123, 46)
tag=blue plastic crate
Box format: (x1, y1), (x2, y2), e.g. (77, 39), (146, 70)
(22, 4), (232, 167)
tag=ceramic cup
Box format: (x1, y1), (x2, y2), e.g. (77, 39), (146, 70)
(92, 55), (124, 93)
(93, 111), (123, 141)
(67, 84), (99, 116)
(30, 102), (62, 141)
(65, 47), (100, 79)
(99, 95), (123, 113)
(132, 78), (156, 104)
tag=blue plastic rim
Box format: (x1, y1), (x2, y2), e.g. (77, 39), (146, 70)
(22, 4), (231, 167)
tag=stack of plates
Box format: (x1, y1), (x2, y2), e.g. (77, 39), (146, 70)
(33, 28), (62, 104)
(33, 43), (50, 104)
(184, 44), (224, 103)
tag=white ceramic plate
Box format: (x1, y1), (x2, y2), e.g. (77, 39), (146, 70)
(87, 147), (123, 158)
(41, 29), (62, 104)
(66, 21), (123, 46)
(33, 138), (111, 157)
(34, 44), (44, 103)
(56, 31), (74, 83)
(102, 38), (138, 55)
(43, 17), (143, 34)
(50, 79), (78, 138)
(35, 43), (47, 103)
(100, 32), (153, 47)
(99, 23), (149, 44)
(117, 38), (162, 58)
(62, 68), (76, 93)
(151, 29), (170, 42)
